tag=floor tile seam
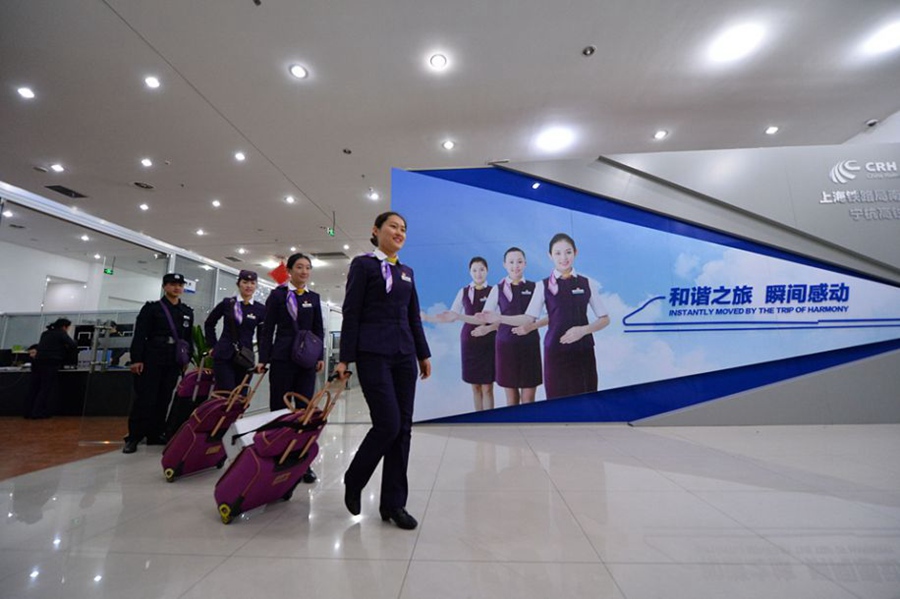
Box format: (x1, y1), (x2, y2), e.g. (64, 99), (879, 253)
(551, 475), (609, 565)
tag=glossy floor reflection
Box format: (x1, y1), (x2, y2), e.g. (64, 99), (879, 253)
(3, 418), (900, 598)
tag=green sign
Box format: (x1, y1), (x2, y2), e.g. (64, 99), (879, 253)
(103, 268), (114, 275)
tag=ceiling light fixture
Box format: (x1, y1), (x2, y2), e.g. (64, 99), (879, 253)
(2, 210), (12, 218)
(17, 87), (35, 99)
(285, 195), (296, 204)
(211, 199), (221, 208)
(141, 158), (152, 167)
(139, 203), (149, 211)
(343, 244), (350, 250)
(653, 129), (669, 140)
(289, 64), (309, 79)
(765, 125), (780, 135)
(237, 248), (247, 255)
(290, 246), (297, 252)
(94, 254), (101, 260)
(196, 229), (205, 236)
(80, 234), (90, 241)
(861, 21), (900, 56)
(144, 76), (160, 89)
(535, 126), (576, 153)
(532, 182), (541, 190)
(50, 163), (65, 173)
(367, 188), (380, 200)
(441, 140), (455, 150)
(234, 151), (246, 162)
(428, 53), (449, 71)
(707, 23), (766, 63)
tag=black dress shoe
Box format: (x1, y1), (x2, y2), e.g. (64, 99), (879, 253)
(146, 435), (167, 446)
(122, 440), (139, 454)
(302, 467), (317, 484)
(379, 507), (418, 530)
(344, 485), (361, 516)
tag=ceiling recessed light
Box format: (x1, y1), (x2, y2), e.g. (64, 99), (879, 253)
(532, 182), (541, 190)
(196, 229), (205, 236)
(765, 125), (780, 135)
(237, 248), (247, 255)
(234, 152), (246, 162)
(535, 126), (575, 153)
(50, 163), (65, 173)
(367, 188), (380, 201)
(141, 158), (153, 167)
(582, 45), (597, 57)
(290, 246), (297, 252)
(2, 210), (12, 218)
(144, 76), (160, 89)
(285, 195), (296, 204)
(139, 203), (149, 211)
(343, 244), (350, 250)
(707, 23), (766, 63)
(94, 254), (101, 260)
(428, 53), (449, 71)
(211, 199), (221, 208)
(80, 234), (90, 241)
(17, 87), (35, 99)
(289, 64), (309, 79)
(861, 21), (900, 56)
(441, 140), (455, 150)
(653, 129), (669, 140)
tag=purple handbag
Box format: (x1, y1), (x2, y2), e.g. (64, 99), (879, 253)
(291, 329), (322, 369)
(160, 300), (192, 367)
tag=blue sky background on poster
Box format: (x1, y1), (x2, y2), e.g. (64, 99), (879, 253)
(393, 169), (900, 422)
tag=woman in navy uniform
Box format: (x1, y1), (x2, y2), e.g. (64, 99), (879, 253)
(481, 247), (542, 406)
(480, 233), (609, 399)
(204, 269), (266, 392)
(258, 253), (324, 483)
(124, 273), (194, 453)
(335, 211), (431, 530)
(426, 257), (496, 411)
(23, 318), (77, 419)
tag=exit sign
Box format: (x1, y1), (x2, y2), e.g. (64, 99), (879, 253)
(103, 268), (114, 275)
(326, 227), (335, 237)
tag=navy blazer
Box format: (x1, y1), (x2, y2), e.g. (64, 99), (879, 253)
(204, 298), (266, 360)
(340, 254), (431, 364)
(258, 285), (324, 364)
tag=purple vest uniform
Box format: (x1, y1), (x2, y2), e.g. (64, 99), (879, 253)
(460, 286), (496, 384)
(542, 275), (598, 399)
(495, 281), (542, 389)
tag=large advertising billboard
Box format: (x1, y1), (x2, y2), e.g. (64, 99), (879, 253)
(393, 167), (900, 423)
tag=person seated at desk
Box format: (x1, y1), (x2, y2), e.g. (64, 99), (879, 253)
(24, 318), (77, 419)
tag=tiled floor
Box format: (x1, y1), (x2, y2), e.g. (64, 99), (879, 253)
(2, 394), (900, 598)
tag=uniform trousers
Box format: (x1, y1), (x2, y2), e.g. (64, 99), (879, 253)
(128, 361), (180, 442)
(212, 359), (252, 394)
(24, 360), (63, 419)
(268, 360), (316, 411)
(344, 351), (418, 510)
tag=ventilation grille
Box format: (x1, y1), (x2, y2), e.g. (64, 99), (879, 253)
(314, 252), (350, 260)
(45, 185), (87, 198)
(224, 256), (243, 262)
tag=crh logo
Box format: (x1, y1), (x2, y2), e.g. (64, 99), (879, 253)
(829, 160), (861, 184)
(829, 160), (898, 184)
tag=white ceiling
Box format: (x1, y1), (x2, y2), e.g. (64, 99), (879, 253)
(2, 0), (900, 304)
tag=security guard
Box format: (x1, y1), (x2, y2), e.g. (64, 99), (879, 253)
(123, 272), (194, 454)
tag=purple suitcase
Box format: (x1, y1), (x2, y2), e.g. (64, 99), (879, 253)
(214, 373), (350, 524)
(161, 371), (266, 482)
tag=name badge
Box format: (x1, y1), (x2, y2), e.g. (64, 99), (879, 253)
(401, 273), (412, 283)
(521, 289), (532, 295)
(302, 302), (313, 308)
(571, 288), (585, 295)
(246, 313), (257, 320)
(479, 296), (487, 302)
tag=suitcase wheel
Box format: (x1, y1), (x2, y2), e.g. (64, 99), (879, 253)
(218, 503), (234, 525)
(164, 468), (176, 483)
